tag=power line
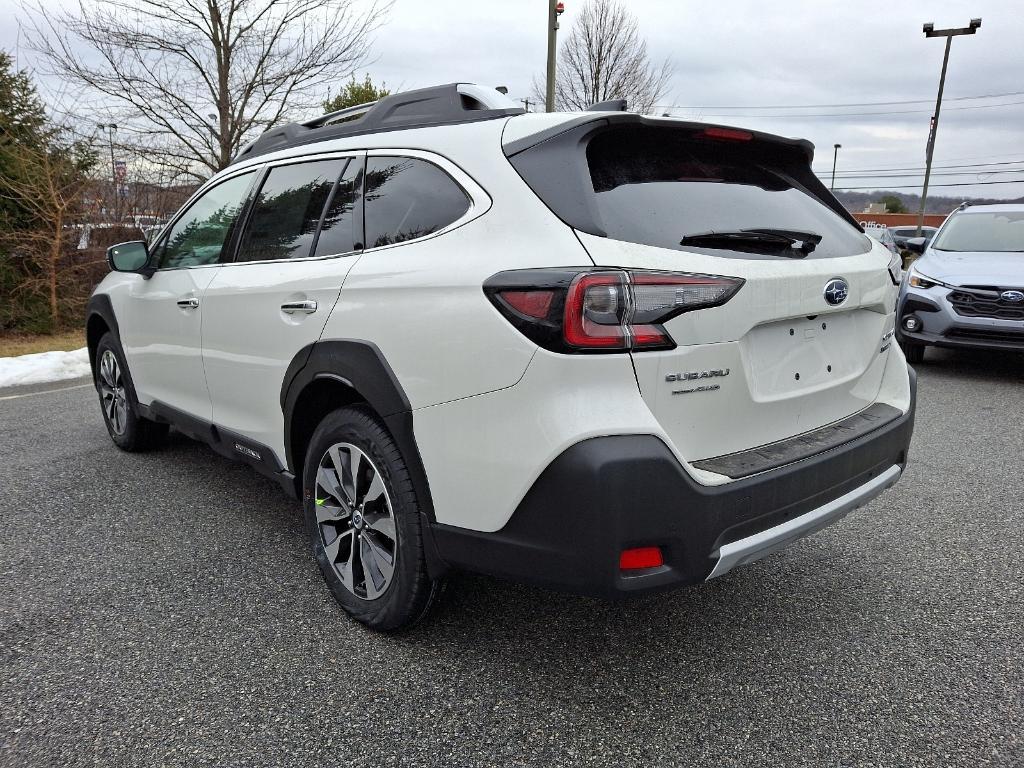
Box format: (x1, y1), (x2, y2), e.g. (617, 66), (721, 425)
(835, 177), (1024, 190)
(817, 158), (1024, 174)
(829, 169), (1024, 180)
(823, 168), (1024, 180)
(664, 99), (1024, 120)
(652, 89), (1024, 111)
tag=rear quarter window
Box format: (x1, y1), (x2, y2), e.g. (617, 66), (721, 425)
(363, 157), (470, 248)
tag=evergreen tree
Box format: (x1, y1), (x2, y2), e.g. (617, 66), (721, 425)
(323, 74), (391, 114)
(0, 50), (50, 227)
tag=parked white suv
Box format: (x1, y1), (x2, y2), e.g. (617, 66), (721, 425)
(89, 84), (916, 630)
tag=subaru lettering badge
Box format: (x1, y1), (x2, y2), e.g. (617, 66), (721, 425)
(823, 278), (849, 306)
(1000, 290), (1024, 303)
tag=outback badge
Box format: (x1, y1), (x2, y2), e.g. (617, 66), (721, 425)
(666, 368), (729, 395)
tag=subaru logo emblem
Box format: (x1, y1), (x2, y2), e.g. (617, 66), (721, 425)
(823, 278), (849, 306)
(1000, 290), (1024, 303)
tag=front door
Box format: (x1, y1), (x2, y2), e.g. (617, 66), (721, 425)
(201, 154), (364, 465)
(121, 169), (258, 421)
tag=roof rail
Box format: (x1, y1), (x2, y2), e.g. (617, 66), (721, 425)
(232, 83), (524, 164)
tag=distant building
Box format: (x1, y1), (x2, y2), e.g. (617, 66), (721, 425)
(856, 212), (946, 229)
(863, 202), (888, 214)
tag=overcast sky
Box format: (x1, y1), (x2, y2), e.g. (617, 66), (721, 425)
(4, 0), (1022, 199)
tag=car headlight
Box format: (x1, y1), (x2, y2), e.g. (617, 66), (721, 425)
(908, 268), (948, 289)
(887, 252), (902, 285)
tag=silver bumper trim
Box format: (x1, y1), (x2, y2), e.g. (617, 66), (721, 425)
(706, 464), (902, 580)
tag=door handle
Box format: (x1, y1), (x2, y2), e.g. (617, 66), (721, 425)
(280, 300), (318, 315)
(177, 297), (200, 309)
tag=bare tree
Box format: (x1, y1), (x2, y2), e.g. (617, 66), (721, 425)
(533, 0), (672, 113)
(26, 0), (389, 180)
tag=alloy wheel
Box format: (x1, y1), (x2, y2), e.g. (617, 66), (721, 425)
(314, 442), (398, 601)
(98, 350), (128, 436)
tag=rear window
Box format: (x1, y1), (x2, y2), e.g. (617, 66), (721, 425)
(585, 126), (869, 259)
(932, 211), (1024, 253)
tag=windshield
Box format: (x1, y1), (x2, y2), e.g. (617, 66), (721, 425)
(865, 228), (892, 245)
(932, 211), (1024, 253)
(584, 126), (870, 259)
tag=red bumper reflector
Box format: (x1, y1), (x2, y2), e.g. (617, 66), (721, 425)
(619, 546), (664, 570)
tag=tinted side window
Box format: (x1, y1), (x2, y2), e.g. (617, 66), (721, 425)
(364, 157), (470, 248)
(158, 171), (256, 269)
(312, 160), (362, 257)
(237, 159), (346, 262)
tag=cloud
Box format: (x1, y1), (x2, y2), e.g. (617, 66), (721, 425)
(4, 0), (1021, 197)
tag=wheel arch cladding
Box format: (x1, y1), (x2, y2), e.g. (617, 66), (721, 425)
(281, 340), (436, 523)
(85, 294), (119, 378)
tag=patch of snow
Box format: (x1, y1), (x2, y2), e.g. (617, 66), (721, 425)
(0, 347), (92, 388)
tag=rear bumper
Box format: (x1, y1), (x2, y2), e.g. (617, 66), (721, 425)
(431, 370), (916, 598)
(706, 464), (901, 579)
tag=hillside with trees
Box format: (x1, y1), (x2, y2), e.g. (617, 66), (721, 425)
(833, 189), (1024, 214)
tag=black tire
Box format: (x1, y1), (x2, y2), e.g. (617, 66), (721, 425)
(94, 332), (169, 451)
(303, 405), (439, 631)
(900, 339), (925, 364)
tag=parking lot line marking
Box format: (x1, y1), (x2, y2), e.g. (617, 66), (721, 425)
(0, 383), (92, 401)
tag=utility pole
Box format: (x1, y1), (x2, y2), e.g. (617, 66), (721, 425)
(830, 144), (841, 191)
(521, 97), (532, 113)
(545, 1), (565, 112)
(97, 123), (118, 221)
(916, 18), (981, 236)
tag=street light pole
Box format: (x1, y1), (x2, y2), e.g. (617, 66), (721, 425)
(545, 1), (564, 112)
(831, 143), (841, 191)
(916, 18), (981, 236)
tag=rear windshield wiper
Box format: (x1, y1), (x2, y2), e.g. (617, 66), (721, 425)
(679, 228), (823, 256)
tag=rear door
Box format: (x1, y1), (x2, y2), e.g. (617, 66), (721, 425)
(200, 154), (364, 463)
(511, 121), (898, 464)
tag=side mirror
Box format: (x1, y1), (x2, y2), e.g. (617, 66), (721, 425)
(107, 241), (154, 276)
(905, 237), (927, 254)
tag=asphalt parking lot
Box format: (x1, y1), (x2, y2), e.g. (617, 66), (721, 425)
(1, 348), (1021, 768)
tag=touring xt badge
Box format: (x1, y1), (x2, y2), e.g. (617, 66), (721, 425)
(666, 368), (729, 395)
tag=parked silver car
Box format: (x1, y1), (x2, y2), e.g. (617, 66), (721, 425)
(897, 203), (1024, 362)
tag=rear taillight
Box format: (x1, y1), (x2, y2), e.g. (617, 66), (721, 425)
(485, 269), (743, 354)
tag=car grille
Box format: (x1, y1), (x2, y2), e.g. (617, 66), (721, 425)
(948, 286), (1024, 321)
(948, 327), (1024, 344)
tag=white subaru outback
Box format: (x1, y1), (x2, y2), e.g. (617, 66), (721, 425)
(89, 84), (916, 630)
